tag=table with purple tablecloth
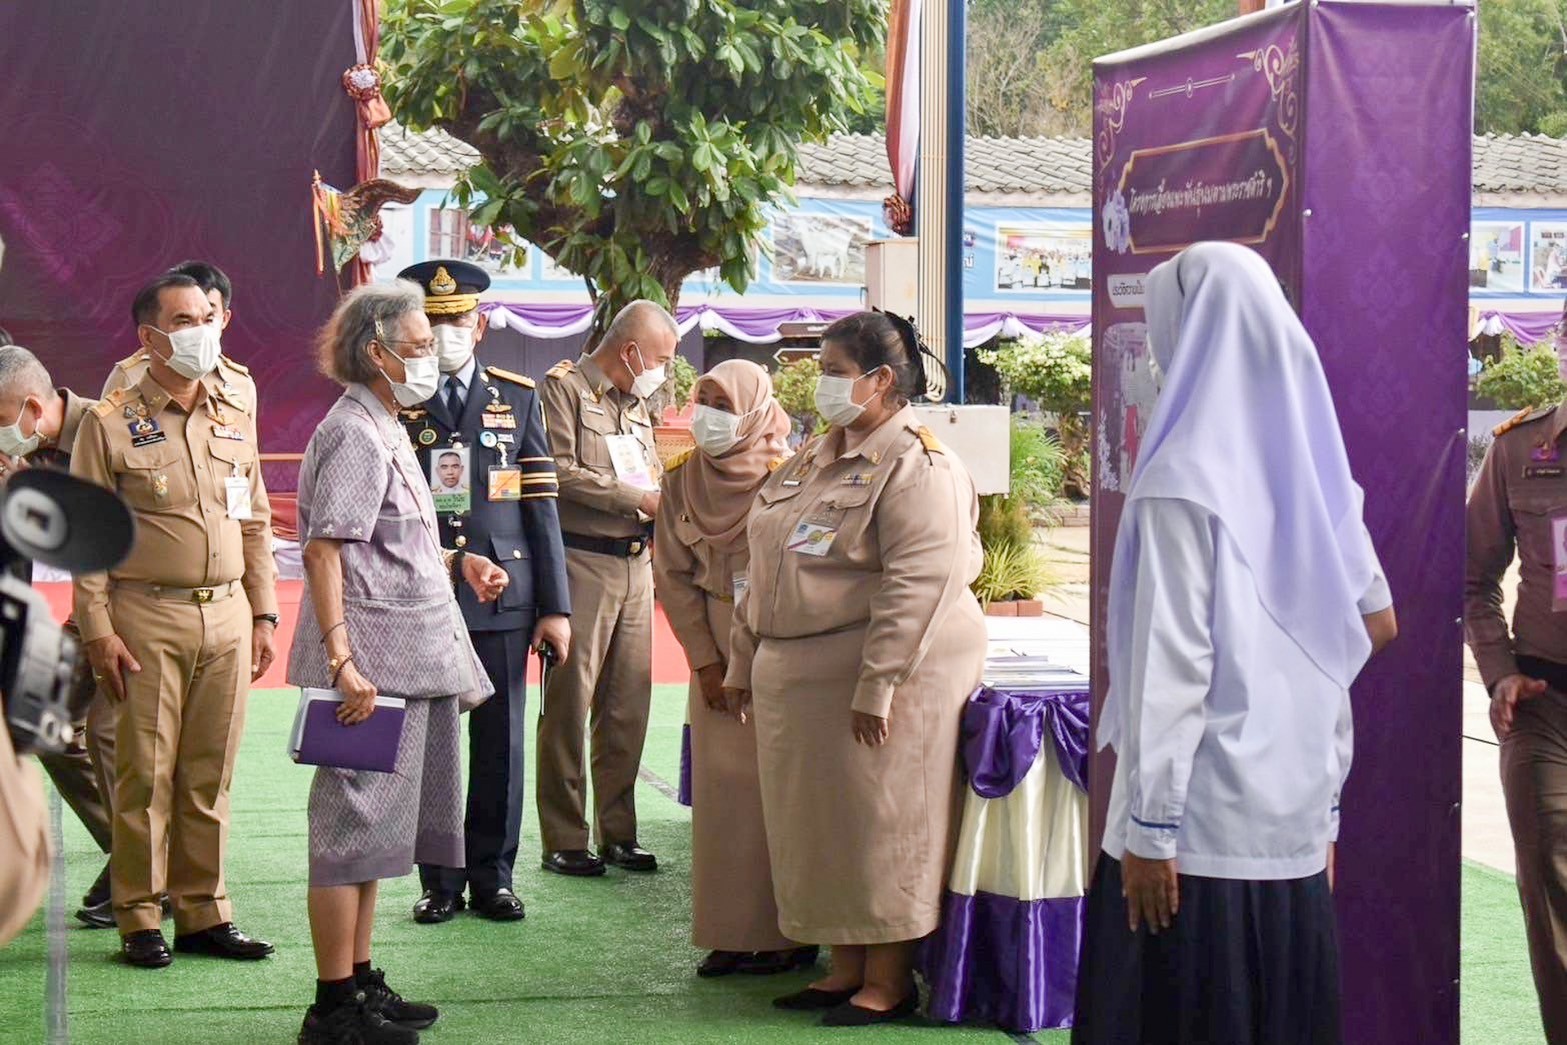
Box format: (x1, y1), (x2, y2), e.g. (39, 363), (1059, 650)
(922, 683), (1092, 1034)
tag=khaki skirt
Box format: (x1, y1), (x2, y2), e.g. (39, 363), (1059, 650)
(751, 604), (987, 946)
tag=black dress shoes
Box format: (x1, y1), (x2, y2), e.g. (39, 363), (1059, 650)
(541, 850), (607, 877)
(299, 993), (419, 1045)
(173, 922), (275, 960)
(600, 841), (658, 872)
(470, 888), (525, 922)
(360, 967), (439, 1029)
(697, 950), (749, 978)
(76, 898), (115, 930)
(739, 945), (821, 975)
(121, 929), (173, 969)
(773, 986), (860, 1010)
(820, 991), (920, 1027)
(412, 890), (465, 924)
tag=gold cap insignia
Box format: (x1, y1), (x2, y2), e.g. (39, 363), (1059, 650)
(428, 266), (458, 296)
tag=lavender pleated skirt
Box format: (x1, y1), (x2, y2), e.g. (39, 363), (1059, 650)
(307, 696), (465, 887)
(1072, 855), (1342, 1045)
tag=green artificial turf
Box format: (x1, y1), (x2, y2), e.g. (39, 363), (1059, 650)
(0, 684), (1546, 1043)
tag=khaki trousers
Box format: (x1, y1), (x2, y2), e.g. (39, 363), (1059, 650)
(37, 693), (113, 854)
(1501, 688), (1567, 1042)
(536, 548), (652, 852)
(109, 585), (252, 936)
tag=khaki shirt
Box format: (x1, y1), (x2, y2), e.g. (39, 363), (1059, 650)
(653, 450), (785, 671)
(540, 355), (662, 540)
(0, 725), (49, 947)
(102, 350), (258, 414)
(16, 388), (92, 472)
(70, 370), (278, 642)
(1466, 401), (1567, 687)
(724, 406), (984, 718)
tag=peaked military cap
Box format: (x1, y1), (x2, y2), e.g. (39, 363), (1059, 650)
(397, 259), (491, 316)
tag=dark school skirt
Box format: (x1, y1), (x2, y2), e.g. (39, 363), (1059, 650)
(1072, 855), (1341, 1045)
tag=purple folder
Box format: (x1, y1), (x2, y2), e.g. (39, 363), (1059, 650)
(289, 689), (407, 773)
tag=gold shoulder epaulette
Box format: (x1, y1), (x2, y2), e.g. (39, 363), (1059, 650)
(90, 387), (131, 418)
(664, 447), (694, 472)
(545, 360), (575, 380)
(487, 365), (535, 388)
(1494, 405), (1555, 438)
(916, 426), (945, 454)
(221, 355), (250, 375)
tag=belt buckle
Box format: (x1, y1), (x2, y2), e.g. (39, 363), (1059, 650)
(628, 539), (644, 556)
(193, 587), (215, 604)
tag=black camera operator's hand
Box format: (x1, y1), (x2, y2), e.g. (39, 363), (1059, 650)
(86, 635), (141, 702)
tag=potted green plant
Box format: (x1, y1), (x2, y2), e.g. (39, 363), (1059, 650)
(971, 415), (1065, 616)
(978, 331), (1092, 498)
(1473, 335), (1566, 411)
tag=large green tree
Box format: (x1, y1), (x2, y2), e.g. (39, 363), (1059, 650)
(383, 0), (884, 321)
(967, 0), (1567, 139)
(1476, 0), (1567, 137)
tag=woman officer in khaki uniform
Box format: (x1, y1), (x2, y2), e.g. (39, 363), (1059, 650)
(724, 312), (987, 1027)
(653, 359), (816, 979)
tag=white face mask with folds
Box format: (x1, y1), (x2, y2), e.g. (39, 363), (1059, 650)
(814, 369), (881, 427)
(153, 323), (222, 380)
(690, 404), (749, 456)
(0, 396), (42, 458)
(381, 349), (441, 408)
(626, 343), (667, 400)
(432, 323), (475, 374)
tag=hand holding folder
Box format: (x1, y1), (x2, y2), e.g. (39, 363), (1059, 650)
(289, 688), (407, 773)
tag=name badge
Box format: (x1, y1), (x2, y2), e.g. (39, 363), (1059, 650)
(129, 417), (166, 448)
(428, 444), (473, 515)
(488, 468), (522, 502)
(787, 522), (837, 557)
(225, 475), (252, 520)
(1527, 466), (1565, 480)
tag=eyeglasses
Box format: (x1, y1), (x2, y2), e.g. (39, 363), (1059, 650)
(372, 319), (436, 357)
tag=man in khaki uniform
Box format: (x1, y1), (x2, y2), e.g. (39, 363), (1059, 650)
(0, 716), (50, 947)
(0, 346), (119, 928)
(72, 273), (278, 969)
(1467, 395), (1567, 1041)
(102, 259), (257, 409)
(536, 300), (676, 877)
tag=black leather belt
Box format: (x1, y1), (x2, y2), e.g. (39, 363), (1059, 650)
(562, 532), (650, 558)
(1516, 655), (1567, 694)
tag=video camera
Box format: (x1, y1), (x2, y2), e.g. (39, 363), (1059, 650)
(0, 469), (133, 756)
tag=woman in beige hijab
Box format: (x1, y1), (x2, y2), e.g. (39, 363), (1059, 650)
(654, 359), (815, 978)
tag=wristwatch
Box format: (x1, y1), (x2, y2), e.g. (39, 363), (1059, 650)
(254, 613), (280, 627)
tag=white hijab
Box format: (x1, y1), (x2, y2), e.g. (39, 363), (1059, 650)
(1101, 241), (1377, 750)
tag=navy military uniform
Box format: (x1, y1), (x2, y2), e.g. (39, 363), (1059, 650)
(397, 261), (571, 917)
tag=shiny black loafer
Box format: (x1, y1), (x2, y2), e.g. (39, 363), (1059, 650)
(121, 929), (173, 969)
(739, 945), (821, 975)
(471, 888), (525, 922)
(600, 841), (658, 873)
(697, 950), (749, 978)
(541, 849), (607, 877)
(412, 889), (465, 924)
(172, 922), (274, 960)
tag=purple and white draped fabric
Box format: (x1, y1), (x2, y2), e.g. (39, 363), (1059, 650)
(923, 684), (1093, 1033)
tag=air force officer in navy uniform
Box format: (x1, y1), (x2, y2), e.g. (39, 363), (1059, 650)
(397, 260), (572, 924)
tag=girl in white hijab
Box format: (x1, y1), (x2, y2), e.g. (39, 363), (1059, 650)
(1073, 242), (1398, 1044)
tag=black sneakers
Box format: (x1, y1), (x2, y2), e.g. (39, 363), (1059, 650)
(360, 968), (439, 1030)
(298, 991), (420, 1045)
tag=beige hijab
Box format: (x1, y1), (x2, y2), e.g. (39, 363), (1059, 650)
(677, 359), (792, 554)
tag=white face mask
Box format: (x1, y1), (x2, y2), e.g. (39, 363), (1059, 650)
(627, 344), (667, 400)
(432, 323), (475, 374)
(690, 404), (745, 457)
(155, 324), (222, 380)
(381, 349), (441, 408)
(0, 397), (41, 458)
(814, 371), (876, 427)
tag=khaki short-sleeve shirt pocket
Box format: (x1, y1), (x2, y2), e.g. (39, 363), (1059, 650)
(114, 442), (196, 512)
(577, 404), (616, 468)
(206, 438), (256, 481)
(1508, 484), (1562, 558)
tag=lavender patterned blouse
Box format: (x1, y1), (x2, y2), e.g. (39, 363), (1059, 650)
(287, 383), (490, 704)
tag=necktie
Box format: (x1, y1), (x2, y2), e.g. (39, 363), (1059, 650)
(445, 375), (464, 419)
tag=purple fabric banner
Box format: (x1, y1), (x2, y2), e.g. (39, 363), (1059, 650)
(1093, 6), (1471, 1042)
(963, 687), (1092, 799)
(922, 889), (1086, 1033)
(1479, 308), (1564, 346)
(1302, 8), (1471, 1041)
(678, 723), (693, 808)
(0, 3), (360, 488)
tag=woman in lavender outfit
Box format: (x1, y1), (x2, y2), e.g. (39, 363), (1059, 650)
(289, 281), (508, 1045)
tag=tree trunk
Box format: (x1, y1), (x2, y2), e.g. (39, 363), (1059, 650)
(1058, 414), (1090, 500)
